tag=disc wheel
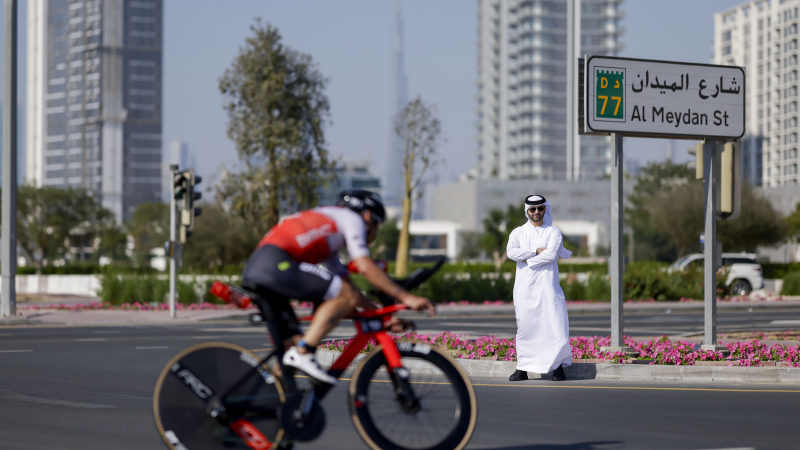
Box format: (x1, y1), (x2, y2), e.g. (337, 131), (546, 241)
(349, 340), (477, 450)
(153, 342), (285, 450)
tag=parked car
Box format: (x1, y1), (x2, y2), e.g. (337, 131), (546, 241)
(668, 252), (764, 296)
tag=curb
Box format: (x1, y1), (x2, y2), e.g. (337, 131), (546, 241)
(316, 349), (800, 384)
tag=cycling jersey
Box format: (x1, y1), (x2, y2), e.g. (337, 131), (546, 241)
(242, 207), (371, 312)
(258, 206), (370, 273)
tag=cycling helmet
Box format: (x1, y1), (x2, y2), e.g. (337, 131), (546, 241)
(336, 189), (386, 224)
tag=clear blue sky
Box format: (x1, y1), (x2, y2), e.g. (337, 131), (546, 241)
(0, 0), (743, 185)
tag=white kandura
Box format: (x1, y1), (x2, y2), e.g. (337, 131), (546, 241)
(507, 197), (572, 374)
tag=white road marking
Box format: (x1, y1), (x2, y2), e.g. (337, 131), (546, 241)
(0, 350), (32, 353)
(93, 331), (120, 334)
(136, 346), (168, 349)
(198, 328), (262, 333)
(771, 320), (800, 325)
(191, 336), (218, 339)
(76, 338), (106, 342)
(0, 390), (114, 409)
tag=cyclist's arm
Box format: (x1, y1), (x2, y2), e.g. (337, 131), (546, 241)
(353, 257), (434, 316)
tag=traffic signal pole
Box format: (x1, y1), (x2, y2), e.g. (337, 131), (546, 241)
(169, 165), (178, 319)
(1, 0), (17, 318)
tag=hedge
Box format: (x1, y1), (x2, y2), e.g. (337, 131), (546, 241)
(780, 272), (800, 296)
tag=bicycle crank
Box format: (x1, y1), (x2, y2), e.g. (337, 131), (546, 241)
(279, 395), (325, 441)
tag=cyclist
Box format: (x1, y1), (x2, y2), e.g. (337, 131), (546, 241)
(241, 189), (435, 385)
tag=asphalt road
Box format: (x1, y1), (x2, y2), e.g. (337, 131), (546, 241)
(416, 308), (800, 339)
(0, 318), (799, 449)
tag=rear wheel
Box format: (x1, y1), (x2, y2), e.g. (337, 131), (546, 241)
(153, 342), (286, 450)
(349, 340), (477, 450)
(729, 279), (752, 296)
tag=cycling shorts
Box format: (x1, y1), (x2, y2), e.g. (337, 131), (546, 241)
(241, 245), (343, 341)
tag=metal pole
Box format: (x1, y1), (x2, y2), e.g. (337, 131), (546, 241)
(701, 139), (721, 350)
(610, 132), (624, 348)
(169, 166), (177, 319)
(1, 0), (17, 318)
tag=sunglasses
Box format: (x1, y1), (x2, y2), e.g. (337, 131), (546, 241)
(527, 206), (546, 213)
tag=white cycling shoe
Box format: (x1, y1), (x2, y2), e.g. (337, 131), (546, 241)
(282, 346), (338, 385)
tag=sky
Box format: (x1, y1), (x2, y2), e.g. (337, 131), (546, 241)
(0, 0), (745, 187)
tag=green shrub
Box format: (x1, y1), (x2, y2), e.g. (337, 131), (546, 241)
(780, 272), (800, 295)
(586, 272), (611, 301)
(763, 263), (800, 280)
(97, 266), (199, 305)
(561, 278), (587, 301)
(416, 267), (513, 303)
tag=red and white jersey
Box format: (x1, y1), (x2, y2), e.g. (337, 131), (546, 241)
(258, 206), (370, 268)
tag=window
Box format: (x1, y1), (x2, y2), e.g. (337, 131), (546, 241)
(723, 30), (732, 41)
(723, 45), (732, 56)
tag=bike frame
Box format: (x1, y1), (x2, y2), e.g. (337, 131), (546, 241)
(218, 299), (410, 408)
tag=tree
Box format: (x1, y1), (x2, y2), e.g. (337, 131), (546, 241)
(370, 217), (400, 261)
(480, 204), (524, 271)
(11, 186), (114, 273)
(218, 21), (335, 232)
(786, 202), (800, 241)
(624, 161), (693, 261)
(394, 97), (442, 277)
(125, 202), (169, 267)
(182, 203), (260, 272)
(647, 181), (786, 255)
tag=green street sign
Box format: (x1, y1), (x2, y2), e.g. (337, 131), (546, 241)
(595, 69), (625, 120)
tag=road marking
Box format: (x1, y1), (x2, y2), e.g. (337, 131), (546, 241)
(199, 328), (260, 333)
(0, 390), (114, 409)
(136, 346), (168, 349)
(93, 331), (120, 334)
(771, 320), (800, 325)
(191, 336), (218, 339)
(76, 338), (106, 342)
(0, 349), (32, 353)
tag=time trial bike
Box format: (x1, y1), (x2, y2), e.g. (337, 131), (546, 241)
(152, 258), (477, 450)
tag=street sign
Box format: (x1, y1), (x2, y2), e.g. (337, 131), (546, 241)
(583, 56), (745, 139)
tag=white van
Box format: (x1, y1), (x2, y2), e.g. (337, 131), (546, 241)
(668, 252), (764, 296)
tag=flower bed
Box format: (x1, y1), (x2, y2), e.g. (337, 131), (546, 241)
(319, 332), (800, 367)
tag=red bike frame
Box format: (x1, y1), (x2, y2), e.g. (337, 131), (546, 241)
(297, 304), (408, 377)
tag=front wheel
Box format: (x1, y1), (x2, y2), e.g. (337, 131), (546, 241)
(349, 340), (477, 450)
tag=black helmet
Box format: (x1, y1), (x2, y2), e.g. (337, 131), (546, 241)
(336, 190), (386, 224)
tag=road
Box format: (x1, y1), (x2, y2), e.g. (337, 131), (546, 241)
(0, 313), (799, 449)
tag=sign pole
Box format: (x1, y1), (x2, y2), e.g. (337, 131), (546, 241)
(600, 132), (635, 354)
(169, 166), (178, 319)
(701, 139), (726, 352)
(1, 0), (17, 318)
(610, 132), (624, 348)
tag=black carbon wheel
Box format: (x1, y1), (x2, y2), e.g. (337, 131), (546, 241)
(153, 342), (285, 449)
(349, 340), (477, 450)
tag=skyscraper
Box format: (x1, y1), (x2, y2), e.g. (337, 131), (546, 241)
(476, 0), (623, 180)
(713, 1), (798, 187)
(27, 0), (163, 220)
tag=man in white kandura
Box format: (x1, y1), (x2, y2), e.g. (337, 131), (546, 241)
(506, 194), (573, 382)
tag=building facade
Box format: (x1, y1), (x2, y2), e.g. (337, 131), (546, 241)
(476, 0), (623, 181)
(713, 1), (800, 187)
(318, 161), (383, 207)
(27, 0), (163, 220)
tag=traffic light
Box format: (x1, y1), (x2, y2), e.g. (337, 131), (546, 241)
(173, 169), (203, 243)
(686, 141), (741, 220)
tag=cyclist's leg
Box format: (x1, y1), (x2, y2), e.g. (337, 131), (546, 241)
(299, 277), (361, 349)
(243, 245), (362, 350)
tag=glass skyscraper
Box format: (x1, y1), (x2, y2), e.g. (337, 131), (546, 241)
(476, 0), (623, 180)
(27, 0), (163, 220)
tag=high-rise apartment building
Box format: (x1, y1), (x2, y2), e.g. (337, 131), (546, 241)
(713, 1), (800, 187)
(476, 0), (623, 180)
(27, 0), (163, 220)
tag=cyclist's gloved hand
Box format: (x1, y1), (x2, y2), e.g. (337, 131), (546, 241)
(399, 292), (435, 318)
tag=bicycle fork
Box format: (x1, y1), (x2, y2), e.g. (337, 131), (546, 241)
(377, 334), (422, 415)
